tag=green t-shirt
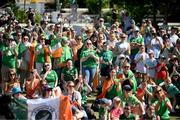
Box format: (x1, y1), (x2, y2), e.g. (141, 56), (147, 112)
(80, 49), (98, 68)
(2, 46), (17, 68)
(155, 97), (171, 120)
(59, 45), (72, 64)
(99, 107), (109, 120)
(35, 44), (46, 63)
(130, 37), (144, 55)
(18, 43), (28, 59)
(0, 43), (6, 51)
(120, 113), (135, 120)
(166, 84), (180, 98)
(124, 70), (137, 92)
(10, 98), (28, 120)
(81, 85), (88, 105)
(100, 50), (113, 68)
(45, 70), (58, 88)
(105, 78), (122, 99)
(61, 67), (78, 82)
(120, 94), (141, 108)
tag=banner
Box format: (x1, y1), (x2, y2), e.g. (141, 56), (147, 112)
(11, 96), (73, 120)
(28, 97), (60, 120)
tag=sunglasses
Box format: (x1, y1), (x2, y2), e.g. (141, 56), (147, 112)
(87, 43), (92, 45)
(156, 89), (162, 93)
(10, 73), (15, 76)
(45, 64), (50, 67)
(68, 85), (74, 87)
(124, 89), (131, 92)
(124, 107), (130, 110)
(124, 66), (130, 68)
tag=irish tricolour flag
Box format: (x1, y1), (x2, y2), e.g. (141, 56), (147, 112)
(11, 96), (73, 120)
(50, 40), (63, 58)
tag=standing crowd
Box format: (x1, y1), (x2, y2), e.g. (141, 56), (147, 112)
(0, 8), (180, 120)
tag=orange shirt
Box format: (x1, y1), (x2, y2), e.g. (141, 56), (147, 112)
(25, 78), (40, 99)
(98, 78), (114, 98)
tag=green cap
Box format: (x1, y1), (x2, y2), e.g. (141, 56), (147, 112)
(61, 36), (68, 43)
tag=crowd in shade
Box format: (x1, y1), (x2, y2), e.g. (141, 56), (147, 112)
(0, 7), (180, 120)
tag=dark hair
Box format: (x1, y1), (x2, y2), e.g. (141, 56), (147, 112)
(122, 79), (133, 90)
(162, 34), (170, 40)
(74, 79), (80, 85)
(106, 66), (115, 79)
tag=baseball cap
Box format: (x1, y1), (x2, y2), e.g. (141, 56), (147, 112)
(61, 36), (68, 43)
(148, 50), (154, 54)
(119, 54), (125, 58)
(100, 98), (112, 104)
(12, 87), (22, 94)
(113, 97), (121, 102)
(134, 27), (139, 32)
(172, 55), (178, 60)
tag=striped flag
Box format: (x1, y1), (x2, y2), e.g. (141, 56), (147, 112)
(11, 96), (73, 120)
(50, 40), (63, 58)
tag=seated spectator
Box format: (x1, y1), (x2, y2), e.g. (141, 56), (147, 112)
(98, 98), (112, 120)
(4, 69), (20, 94)
(25, 69), (41, 99)
(97, 68), (122, 99)
(61, 59), (78, 90)
(153, 86), (173, 120)
(12, 87), (26, 100)
(155, 55), (168, 85)
(74, 75), (92, 106)
(159, 77), (180, 112)
(120, 83), (145, 116)
(110, 97), (123, 120)
(41, 63), (58, 89)
(64, 81), (88, 120)
(120, 103), (135, 120)
(145, 104), (160, 120)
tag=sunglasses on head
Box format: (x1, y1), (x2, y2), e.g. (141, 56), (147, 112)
(68, 85), (74, 87)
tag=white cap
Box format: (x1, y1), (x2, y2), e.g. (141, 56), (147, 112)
(119, 54), (125, 58)
(148, 50), (154, 54)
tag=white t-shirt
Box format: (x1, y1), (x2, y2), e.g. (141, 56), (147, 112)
(115, 41), (129, 55)
(134, 52), (149, 73)
(151, 36), (163, 58)
(170, 34), (179, 45)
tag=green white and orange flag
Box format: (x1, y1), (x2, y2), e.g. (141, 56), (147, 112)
(10, 96), (73, 120)
(50, 40), (63, 58)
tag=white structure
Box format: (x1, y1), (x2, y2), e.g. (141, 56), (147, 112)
(15, 0), (45, 13)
